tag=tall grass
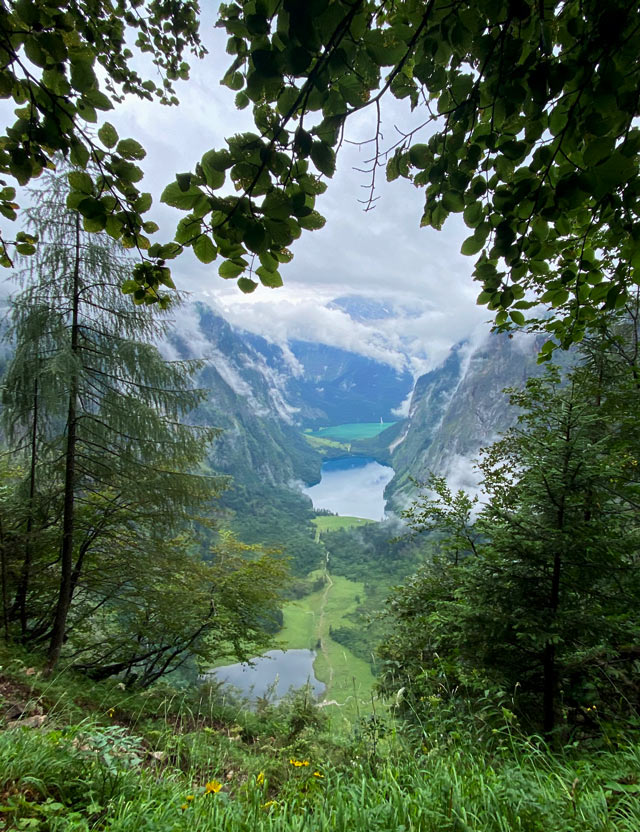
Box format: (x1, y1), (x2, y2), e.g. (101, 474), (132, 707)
(1, 648), (639, 831)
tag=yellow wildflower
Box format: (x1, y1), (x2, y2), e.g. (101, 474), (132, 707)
(107, 708), (115, 718)
(180, 804), (189, 811)
(313, 771), (324, 778)
(256, 771), (265, 785)
(205, 780), (223, 794)
(185, 795), (195, 801)
(289, 758), (310, 767)
(263, 800), (277, 809)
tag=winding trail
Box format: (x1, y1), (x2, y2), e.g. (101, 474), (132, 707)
(317, 557), (334, 689)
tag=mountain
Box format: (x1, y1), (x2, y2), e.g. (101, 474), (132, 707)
(285, 341), (413, 425)
(168, 303), (320, 488)
(165, 301), (415, 572)
(168, 301), (560, 522)
(381, 332), (551, 510)
(174, 301), (413, 443)
(328, 295), (396, 322)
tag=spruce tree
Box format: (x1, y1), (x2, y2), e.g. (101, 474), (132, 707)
(381, 347), (640, 737)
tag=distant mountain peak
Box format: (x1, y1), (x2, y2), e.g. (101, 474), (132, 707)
(328, 295), (395, 322)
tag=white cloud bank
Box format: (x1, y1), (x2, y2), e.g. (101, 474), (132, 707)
(89, 9), (494, 372)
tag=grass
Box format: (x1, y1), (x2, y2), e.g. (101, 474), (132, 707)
(278, 571), (374, 718)
(303, 422), (397, 442)
(2, 645), (640, 831)
(1, 649), (640, 832)
(302, 434), (351, 456)
(311, 515), (373, 537)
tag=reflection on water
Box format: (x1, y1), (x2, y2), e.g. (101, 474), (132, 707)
(206, 649), (324, 702)
(303, 456), (394, 520)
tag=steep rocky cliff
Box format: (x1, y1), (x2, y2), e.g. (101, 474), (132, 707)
(384, 332), (549, 510)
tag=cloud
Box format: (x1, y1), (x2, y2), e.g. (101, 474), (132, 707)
(96, 11), (491, 368)
(212, 285), (491, 378)
(0, 7), (494, 375)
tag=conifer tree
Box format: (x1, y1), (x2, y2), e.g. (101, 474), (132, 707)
(380, 346), (640, 737)
(2, 169), (222, 669)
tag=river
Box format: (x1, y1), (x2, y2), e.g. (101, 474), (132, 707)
(303, 456), (394, 520)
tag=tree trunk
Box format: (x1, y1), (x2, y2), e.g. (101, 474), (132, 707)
(46, 214), (81, 672)
(542, 403), (572, 739)
(15, 376), (39, 641)
(0, 517), (9, 641)
(542, 550), (562, 736)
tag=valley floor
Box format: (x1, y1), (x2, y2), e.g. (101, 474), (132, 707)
(279, 568), (374, 719)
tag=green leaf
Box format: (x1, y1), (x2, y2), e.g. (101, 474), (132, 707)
(532, 217), (549, 240)
(277, 86), (300, 116)
(409, 144), (431, 170)
(200, 151), (227, 189)
(310, 141), (336, 177)
(442, 191), (464, 212)
(243, 223), (268, 254)
(218, 259), (246, 279)
(587, 152), (637, 200)
(463, 202), (483, 228)
(203, 149), (234, 172)
(256, 266), (283, 287)
(238, 277), (258, 293)
(68, 171), (93, 195)
(297, 211), (326, 230)
(84, 88), (113, 111)
(461, 233), (486, 256)
(98, 122), (118, 149)
(70, 58), (97, 93)
(116, 138), (146, 160)
(193, 234), (217, 264)
(583, 136), (614, 167)
(259, 251), (279, 272)
(135, 193), (153, 213)
(161, 181), (206, 211)
(76, 197), (107, 220)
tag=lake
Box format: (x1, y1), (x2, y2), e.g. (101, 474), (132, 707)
(206, 649), (324, 702)
(303, 456), (394, 520)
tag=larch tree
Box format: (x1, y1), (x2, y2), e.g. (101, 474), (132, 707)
(2, 168), (222, 670)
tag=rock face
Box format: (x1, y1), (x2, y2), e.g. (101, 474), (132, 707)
(383, 332), (549, 510)
(168, 303), (321, 488)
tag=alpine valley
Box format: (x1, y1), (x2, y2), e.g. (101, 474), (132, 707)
(158, 296), (549, 708)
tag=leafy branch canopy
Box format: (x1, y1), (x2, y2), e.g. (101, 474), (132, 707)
(0, 0), (204, 304)
(2, 0), (640, 347)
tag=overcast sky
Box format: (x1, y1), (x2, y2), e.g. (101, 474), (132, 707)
(24, 6), (495, 375)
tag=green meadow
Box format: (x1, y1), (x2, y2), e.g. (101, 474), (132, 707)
(304, 422), (396, 442)
(311, 515), (373, 536)
(278, 571), (374, 719)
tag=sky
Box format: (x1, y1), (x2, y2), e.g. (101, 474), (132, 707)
(7, 5), (494, 377)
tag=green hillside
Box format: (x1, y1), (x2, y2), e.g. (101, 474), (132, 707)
(1, 647), (638, 832)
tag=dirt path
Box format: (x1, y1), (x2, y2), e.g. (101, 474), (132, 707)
(317, 559), (334, 689)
